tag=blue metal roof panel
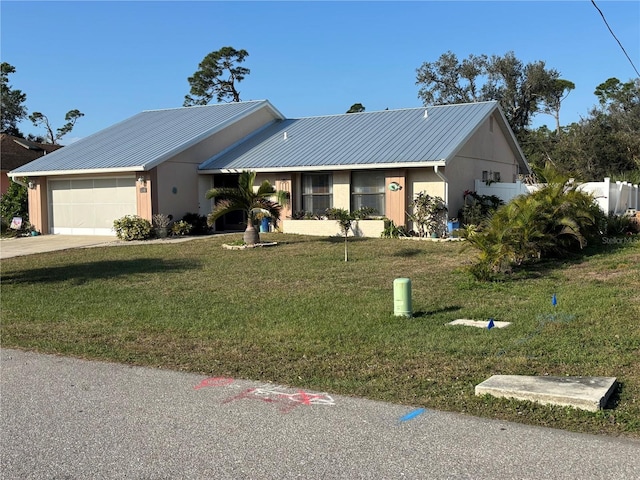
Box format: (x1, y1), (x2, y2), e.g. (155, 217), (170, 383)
(11, 100), (277, 175)
(200, 101), (499, 171)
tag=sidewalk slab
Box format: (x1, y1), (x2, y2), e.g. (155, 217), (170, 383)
(475, 375), (617, 412)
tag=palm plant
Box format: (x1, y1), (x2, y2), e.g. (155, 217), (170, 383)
(463, 169), (606, 280)
(206, 171), (288, 245)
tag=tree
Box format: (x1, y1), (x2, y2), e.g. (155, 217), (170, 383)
(416, 51), (489, 105)
(1, 62), (28, 137)
(525, 78), (640, 179)
(184, 46), (250, 106)
(326, 207), (375, 261)
(346, 103), (365, 113)
(594, 77), (639, 112)
(486, 52), (560, 135)
(205, 170), (287, 245)
(540, 79), (575, 133)
(29, 109), (84, 145)
(416, 51), (564, 135)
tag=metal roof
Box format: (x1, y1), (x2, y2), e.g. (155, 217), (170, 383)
(200, 101), (526, 172)
(10, 100), (283, 176)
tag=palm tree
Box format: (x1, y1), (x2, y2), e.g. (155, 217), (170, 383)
(206, 171), (288, 245)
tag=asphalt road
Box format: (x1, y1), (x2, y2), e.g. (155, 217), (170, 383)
(2, 348), (639, 479)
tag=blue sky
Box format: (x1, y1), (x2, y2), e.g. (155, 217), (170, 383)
(2, 1), (639, 144)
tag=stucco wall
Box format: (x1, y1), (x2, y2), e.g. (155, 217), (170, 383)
(446, 114), (521, 216)
(282, 219), (385, 237)
(155, 162), (200, 220)
(156, 108), (279, 221)
(332, 171), (351, 210)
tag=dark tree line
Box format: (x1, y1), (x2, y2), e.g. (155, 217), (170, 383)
(522, 78), (639, 181)
(416, 51), (639, 181)
(1, 62), (83, 144)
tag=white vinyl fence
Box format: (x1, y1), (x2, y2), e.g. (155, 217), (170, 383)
(474, 178), (639, 215)
(578, 178), (639, 215)
(474, 179), (538, 203)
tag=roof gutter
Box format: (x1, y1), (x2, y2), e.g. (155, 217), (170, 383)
(9, 166), (143, 178)
(10, 176), (28, 188)
(199, 160), (448, 174)
(434, 165), (449, 210)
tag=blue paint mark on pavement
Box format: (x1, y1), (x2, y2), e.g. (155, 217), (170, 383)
(399, 408), (426, 422)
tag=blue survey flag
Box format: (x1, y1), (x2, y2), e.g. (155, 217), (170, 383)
(552, 293), (557, 307)
(487, 318), (495, 329)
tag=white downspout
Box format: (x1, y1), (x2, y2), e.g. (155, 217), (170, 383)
(9, 175), (29, 189)
(434, 165), (449, 208)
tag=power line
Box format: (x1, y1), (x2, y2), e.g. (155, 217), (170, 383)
(591, 0), (640, 77)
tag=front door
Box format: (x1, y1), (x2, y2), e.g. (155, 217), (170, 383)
(212, 174), (245, 231)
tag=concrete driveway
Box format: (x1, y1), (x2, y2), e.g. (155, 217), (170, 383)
(0, 233), (216, 259)
(0, 234), (119, 259)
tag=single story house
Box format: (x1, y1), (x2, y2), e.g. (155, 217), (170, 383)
(1, 134), (62, 195)
(9, 100), (530, 236)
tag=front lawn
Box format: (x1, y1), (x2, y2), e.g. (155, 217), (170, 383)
(1, 233), (639, 437)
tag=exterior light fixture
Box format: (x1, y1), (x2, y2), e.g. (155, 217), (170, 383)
(27, 180), (36, 189)
(389, 182), (402, 191)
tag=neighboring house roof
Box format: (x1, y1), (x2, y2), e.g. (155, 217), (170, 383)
(200, 101), (529, 173)
(1, 134), (63, 172)
(9, 100), (284, 177)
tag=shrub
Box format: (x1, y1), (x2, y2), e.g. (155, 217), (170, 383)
(171, 220), (192, 236)
(463, 176), (606, 281)
(407, 192), (447, 238)
(113, 215), (153, 241)
(290, 211), (322, 220)
(381, 219), (408, 238)
(0, 180), (28, 224)
(459, 191), (503, 226)
(604, 214), (634, 235)
(182, 212), (210, 235)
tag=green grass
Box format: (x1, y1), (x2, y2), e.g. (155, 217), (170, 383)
(2, 233), (639, 437)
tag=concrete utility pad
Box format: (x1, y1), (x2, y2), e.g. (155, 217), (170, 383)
(448, 319), (511, 329)
(475, 375), (617, 412)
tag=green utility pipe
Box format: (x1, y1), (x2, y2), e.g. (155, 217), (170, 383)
(393, 278), (412, 317)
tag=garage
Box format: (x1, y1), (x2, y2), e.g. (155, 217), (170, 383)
(48, 177), (137, 235)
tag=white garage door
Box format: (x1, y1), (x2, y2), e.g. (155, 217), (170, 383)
(48, 177), (137, 235)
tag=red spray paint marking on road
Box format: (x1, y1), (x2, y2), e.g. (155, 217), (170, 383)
(222, 385), (335, 414)
(193, 377), (234, 390)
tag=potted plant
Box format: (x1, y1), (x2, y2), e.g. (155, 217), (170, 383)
(255, 211), (272, 233)
(152, 213), (171, 238)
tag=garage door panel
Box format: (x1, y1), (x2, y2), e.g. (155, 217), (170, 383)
(114, 178), (136, 202)
(49, 177), (137, 235)
(93, 178), (120, 203)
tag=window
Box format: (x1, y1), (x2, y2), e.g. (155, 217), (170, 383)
(351, 171), (385, 215)
(302, 173), (332, 215)
(482, 170), (500, 183)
